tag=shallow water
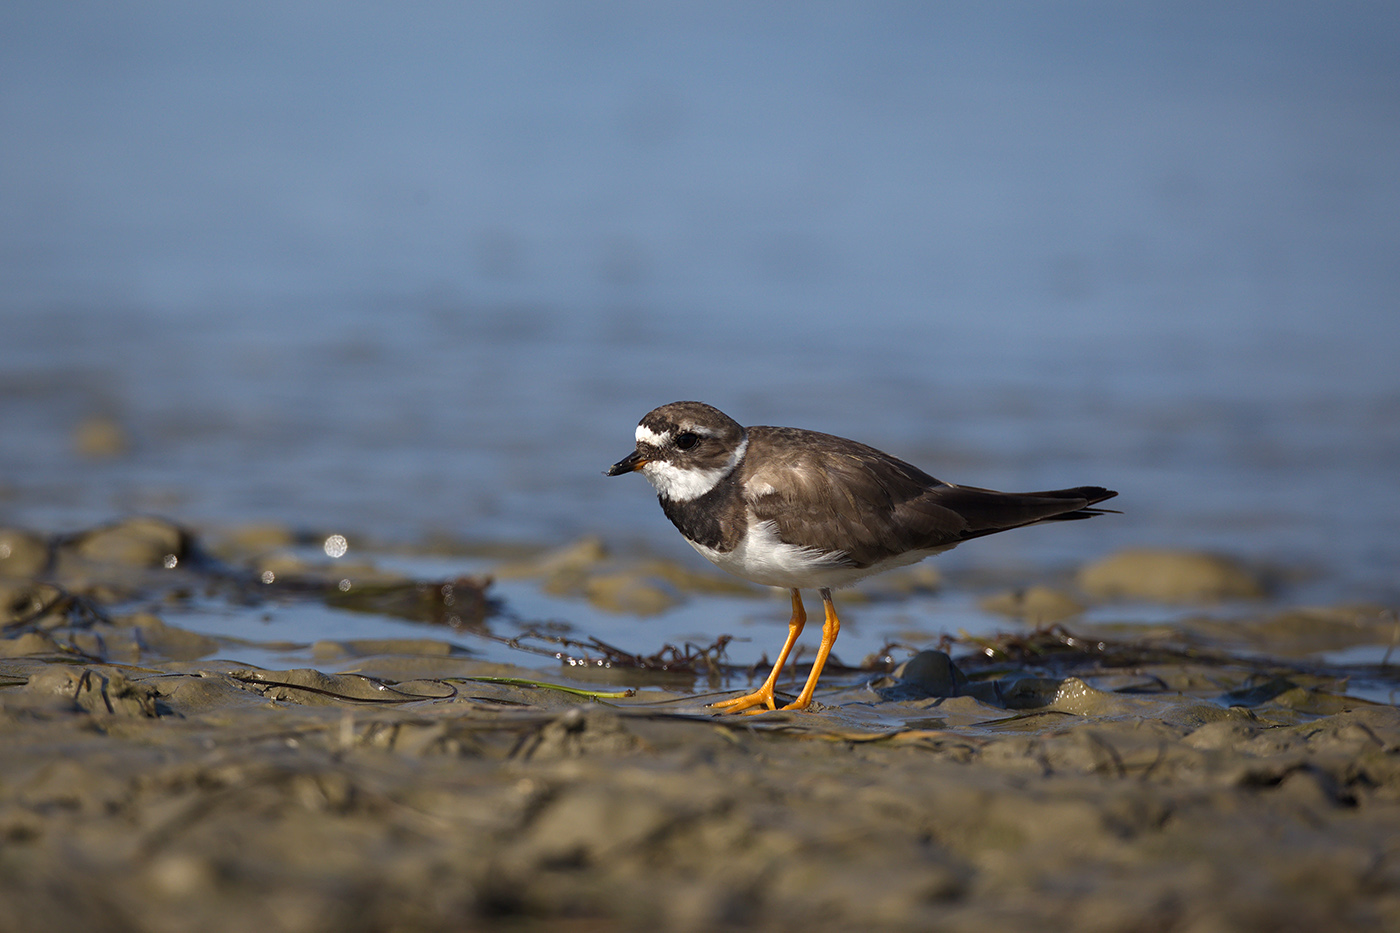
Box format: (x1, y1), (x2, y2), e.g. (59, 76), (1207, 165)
(3, 2), (1399, 625)
(28, 523), (1376, 716)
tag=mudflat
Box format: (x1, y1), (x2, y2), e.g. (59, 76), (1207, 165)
(3, 519), (1398, 932)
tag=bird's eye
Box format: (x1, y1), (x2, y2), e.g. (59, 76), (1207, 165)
(674, 432), (699, 451)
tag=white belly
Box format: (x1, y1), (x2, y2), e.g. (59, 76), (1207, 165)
(686, 516), (950, 590)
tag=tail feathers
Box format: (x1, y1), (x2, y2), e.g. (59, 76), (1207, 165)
(1020, 485), (1117, 506)
(1020, 486), (1119, 521)
(932, 485), (1119, 542)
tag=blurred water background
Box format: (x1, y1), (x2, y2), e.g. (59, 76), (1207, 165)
(3, 2), (1398, 607)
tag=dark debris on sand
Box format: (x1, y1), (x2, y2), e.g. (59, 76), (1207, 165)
(2, 518), (1400, 933)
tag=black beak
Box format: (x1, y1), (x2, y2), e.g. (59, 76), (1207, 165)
(605, 449), (649, 476)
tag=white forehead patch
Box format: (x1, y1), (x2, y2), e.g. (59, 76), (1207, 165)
(635, 424), (671, 447)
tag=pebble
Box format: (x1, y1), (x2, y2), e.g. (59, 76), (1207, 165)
(1077, 548), (1265, 603)
(68, 516), (187, 568)
(72, 416), (128, 458)
(0, 528), (49, 579)
(979, 585), (1085, 621)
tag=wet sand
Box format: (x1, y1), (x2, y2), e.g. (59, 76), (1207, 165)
(3, 519), (1399, 932)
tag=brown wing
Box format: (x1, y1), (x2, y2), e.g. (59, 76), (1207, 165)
(742, 426), (1117, 568)
(741, 427), (963, 566)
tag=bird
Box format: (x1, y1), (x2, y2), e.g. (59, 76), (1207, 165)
(606, 401), (1117, 713)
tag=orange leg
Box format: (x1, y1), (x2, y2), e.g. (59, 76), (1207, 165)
(710, 589), (806, 713)
(779, 588), (839, 711)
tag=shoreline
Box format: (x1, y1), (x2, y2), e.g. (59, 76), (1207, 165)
(3, 517), (1399, 931)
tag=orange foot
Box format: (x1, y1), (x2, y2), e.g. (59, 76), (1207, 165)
(709, 686), (815, 714)
(709, 685), (780, 714)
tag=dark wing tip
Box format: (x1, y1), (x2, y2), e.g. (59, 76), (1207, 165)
(1020, 486), (1117, 507)
(1040, 486), (1120, 522)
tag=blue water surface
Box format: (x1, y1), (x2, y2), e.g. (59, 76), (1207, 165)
(2, 2), (1397, 605)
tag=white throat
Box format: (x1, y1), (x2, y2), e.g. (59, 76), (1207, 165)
(641, 436), (748, 503)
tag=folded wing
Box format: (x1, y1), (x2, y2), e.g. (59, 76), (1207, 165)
(743, 427), (1117, 569)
